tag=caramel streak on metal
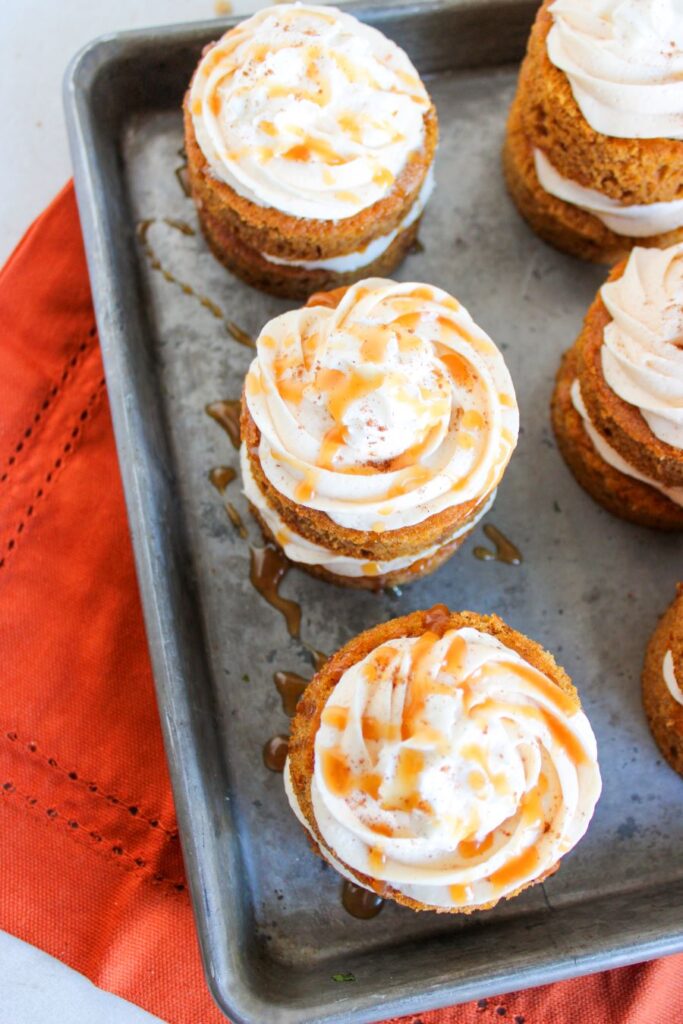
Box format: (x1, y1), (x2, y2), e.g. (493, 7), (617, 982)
(136, 219), (254, 347)
(249, 545), (302, 639)
(274, 671), (309, 716)
(226, 502), (248, 540)
(473, 524), (522, 565)
(206, 399), (241, 449)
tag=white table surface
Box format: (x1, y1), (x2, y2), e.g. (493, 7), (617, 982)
(0, 2), (273, 1020)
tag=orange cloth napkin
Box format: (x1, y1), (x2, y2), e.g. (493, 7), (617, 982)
(0, 182), (680, 1024)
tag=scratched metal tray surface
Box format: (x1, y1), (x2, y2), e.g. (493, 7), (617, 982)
(64, 2), (683, 1021)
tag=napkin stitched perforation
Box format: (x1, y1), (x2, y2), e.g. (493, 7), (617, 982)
(1, 368), (106, 570)
(1, 328), (97, 484)
(1, 729), (178, 837)
(0, 782), (186, 892)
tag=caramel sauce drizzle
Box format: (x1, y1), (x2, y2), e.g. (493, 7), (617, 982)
(137, 220), (254, 348)
(274, 671), (309, 716)
(226, 502), (248, 540)
(473, 524), (522, 566)
(249, 545), (301, 639)
(341, 880), (384, 919)
(301, 644), (328, 672)
(206, 399), (241, 449)
(208, 466), (236, 493)
(175, 164), (190, 197)
(263, 734), (289, 773)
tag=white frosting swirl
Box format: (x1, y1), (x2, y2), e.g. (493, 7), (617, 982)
(189, 3), (431, 220)
(244, 279), (518, 532)
(570, 379), (683, 504)
(547, 0), (683, 140)
(286, 627), (601, 909)
(663, 649), (683, 704)
(241, 442), (494, 578)
(534, 148), (683, 237)
(600, 244), (683, 448)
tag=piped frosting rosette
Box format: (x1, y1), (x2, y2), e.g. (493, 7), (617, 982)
(189, 3), (431, 220)
(547, 0), (683, 141)
(286, 626), (601, 910)
(243, 278), (519, 535)
(600, 244), (683, 449)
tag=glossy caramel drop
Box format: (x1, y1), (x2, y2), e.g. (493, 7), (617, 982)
(226, 502), (248, 540)
(422, 603), (451, 633)
(249, 546), (301, 638)
(341, 880), (384, 919)
(473, 524), (522, 566)
(274, 671), (309, 716)
(263, 735), (289, 773)
(208, 466), (236, 494)
(206, 399), (241, 449)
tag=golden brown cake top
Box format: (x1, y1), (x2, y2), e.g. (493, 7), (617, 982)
(286, 607), (602, 911)
(188, 3), (433, 220)
(243, 278), (519, 533)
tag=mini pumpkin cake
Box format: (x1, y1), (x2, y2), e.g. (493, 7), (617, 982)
(503, 0), (683, 263)
(551, 244), (683, 528)
(240, 278), (519, 589)
(643, 586), (683, 777)
(285, 604), (602, 913)
(184, 3), (437, 299)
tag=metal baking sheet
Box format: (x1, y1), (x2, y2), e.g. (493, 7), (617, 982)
(64, 3), (683, 1021)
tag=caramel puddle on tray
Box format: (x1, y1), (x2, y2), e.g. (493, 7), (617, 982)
(206, 399), (241, 449)
(250, 545), (301, 639)
(137, 219), (254, 348)
(473, 524), (522, 566)
(274, 671), (309, 716)
(263, 734), (289, 773)
(208, 466), (236, 494)
(342, 881), (384, 920)
(409, 236), (425, 255)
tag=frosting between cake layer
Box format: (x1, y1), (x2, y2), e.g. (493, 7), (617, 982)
(286, 627), (601, 910)
(261, 168), (434, 273)
(663, 650), (683, 705)
(189, 3), (432, 220)
(546, 0), (683, 140)
(534, 149), (683, 237)
(570, 379), (683, 506)
(600, 245), (683, 449)
(244, 278), (518, 533)
(241, 441), (494, 578)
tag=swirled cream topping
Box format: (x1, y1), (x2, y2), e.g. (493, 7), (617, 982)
(189, 3), (431, 220)
(600, 244), (683, 449)
(547, 0), (683, 140)
(244, 279), (518, 532)
(286, 627), (601, 909)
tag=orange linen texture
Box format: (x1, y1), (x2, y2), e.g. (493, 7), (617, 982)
(0, 183), (681, 1024)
